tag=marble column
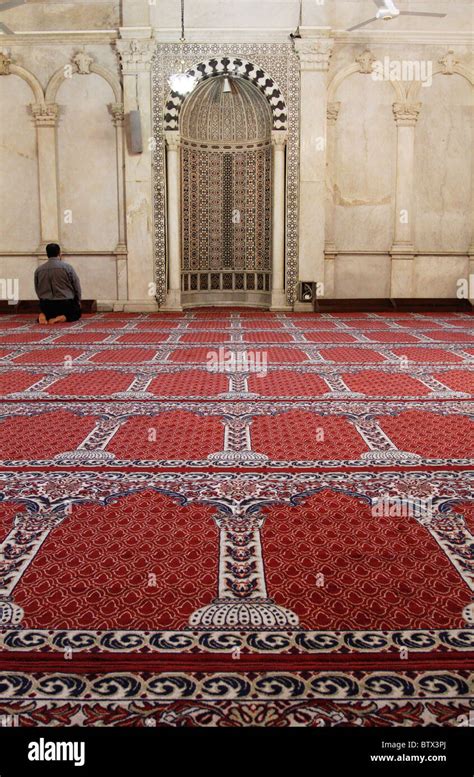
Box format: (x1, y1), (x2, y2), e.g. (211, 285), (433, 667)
(270, 130), (289, 310)
(324, 100), (340, 298)
(110, 102), (128, 304)
(294, 30), (334, 301)
(163, 131), (182, 311)
(390, 102), (421, 299)
(31, 103), (60, 254)
(116, 34), (158, 312)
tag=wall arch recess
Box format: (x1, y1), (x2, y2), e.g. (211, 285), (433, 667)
(152, 43), (300, 308)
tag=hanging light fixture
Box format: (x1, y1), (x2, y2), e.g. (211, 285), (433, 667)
(290, 0), (303, 39)
(168, 0), (197, 95)
(222, 59), (238, 94)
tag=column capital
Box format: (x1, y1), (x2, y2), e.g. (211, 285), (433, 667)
(31, 102), (59, 127)
(294, 36), (334, 72)
(271, 130), (288, 146)
(438, 49), (459, 75)
(165, 130), (181, 151)
(392, 101), (421, 127)
(355, 49), (376, 75)
(110, 101), (125, 125)
(72, 51), (94, 74)
(116, 38), (155, 74)
(327, 101), (341, 123)
(0, 51), (12, 75)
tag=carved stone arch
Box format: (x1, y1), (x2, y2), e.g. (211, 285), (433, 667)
(407, 61), (474, 103)
(45, 54), (122, 104)
(328, 57), (406, 104)
(164, 56), (287, 131)
(454, 64), (474, 86)
(327, 63), (359, 103)
(0, 54), (45, 103)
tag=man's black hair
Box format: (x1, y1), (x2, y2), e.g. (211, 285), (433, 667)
(46, 243), (61, 258)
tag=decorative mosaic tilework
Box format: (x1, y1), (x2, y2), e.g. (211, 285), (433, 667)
(151, 44), (300, 305)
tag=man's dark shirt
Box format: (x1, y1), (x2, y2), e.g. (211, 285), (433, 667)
(34, 258), (82, 301)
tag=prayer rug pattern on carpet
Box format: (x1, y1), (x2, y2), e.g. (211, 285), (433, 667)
(0, 310), (472, 727)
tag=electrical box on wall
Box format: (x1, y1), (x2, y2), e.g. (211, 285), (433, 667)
(298, 282), (316, 303)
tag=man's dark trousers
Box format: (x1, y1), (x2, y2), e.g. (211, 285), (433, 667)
(39, 298), (81, 322)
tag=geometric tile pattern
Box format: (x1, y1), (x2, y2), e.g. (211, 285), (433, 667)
(164, 56), (288, 131)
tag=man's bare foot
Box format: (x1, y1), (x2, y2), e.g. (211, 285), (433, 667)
(38, 313), (47, 325)
(48, 315), (67, 325)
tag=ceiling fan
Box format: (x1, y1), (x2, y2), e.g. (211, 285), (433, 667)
(348, 0), (446, 32)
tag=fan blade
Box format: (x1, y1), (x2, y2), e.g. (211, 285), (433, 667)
(0, 0), (26, 10)
(399, 12), (447, 17)
(347, 16), (378, 32)
(372, 0), (400, 10)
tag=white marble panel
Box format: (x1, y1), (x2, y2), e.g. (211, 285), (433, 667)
(0, 257), (37, 299)
(334, 254), (391, 298)
(414, 75), (472, 252)
(413, 255), (469, 298)
(0, 76), (40, 252)
(66, 254), (118, 299)
(56, 73), (119, 252)
(334, 74), (396, 252)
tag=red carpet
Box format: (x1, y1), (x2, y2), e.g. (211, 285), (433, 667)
(0, 309), (472, 727)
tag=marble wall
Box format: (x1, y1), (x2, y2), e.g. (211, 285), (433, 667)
(414, 74), (472, 252)
(0, 75), (40, 252)
(333, 74), (397, 253)
(0, 0), (472, 307)
(326, 41), (473, 299)
(57, 74), (119, 252)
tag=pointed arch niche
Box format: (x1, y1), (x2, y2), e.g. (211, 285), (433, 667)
(179, 74), (276, 307)
(153, 48), (297, 311)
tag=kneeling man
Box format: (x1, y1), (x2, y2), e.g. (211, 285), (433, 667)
(35, 244), (82, 324)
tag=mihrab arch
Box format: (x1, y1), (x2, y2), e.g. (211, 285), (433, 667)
(162, 56), (289, 310)
(164, 56), (288, 133)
